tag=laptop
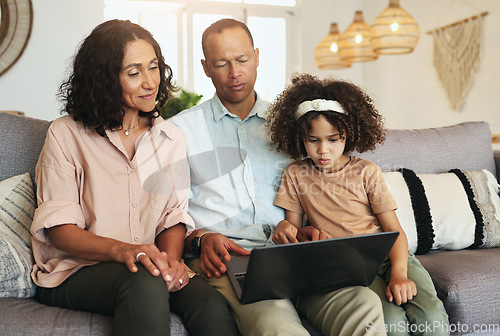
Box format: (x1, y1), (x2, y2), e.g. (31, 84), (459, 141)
(225, 231), (399, 304)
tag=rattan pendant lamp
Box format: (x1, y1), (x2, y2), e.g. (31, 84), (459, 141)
(339, 11), (378, 63)
(314, 23), (352, 69)
(371, 0), (420, 54)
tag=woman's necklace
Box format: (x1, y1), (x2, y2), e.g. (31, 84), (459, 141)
(123, 120), (140, 136)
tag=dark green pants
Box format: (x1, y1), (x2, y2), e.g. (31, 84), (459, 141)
(36, 262), (240, 336)
(369, 252), (449, 336)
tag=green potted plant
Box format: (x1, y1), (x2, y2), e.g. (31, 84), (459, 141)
(157, 89), (203, 119)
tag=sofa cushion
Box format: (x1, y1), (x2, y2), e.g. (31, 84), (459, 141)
(0, 113), (51, 182)
(0, 173), (36, 298)
(0, 298), (112, 336)
(417, 249), (500, 331)
(356, 122), (496, 177)
(0, 298), (190, 336)
(384, 169), (500, 254)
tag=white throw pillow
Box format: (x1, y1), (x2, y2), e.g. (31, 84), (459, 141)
(0, 173), (36, 298)
(383, 169), (500, 254)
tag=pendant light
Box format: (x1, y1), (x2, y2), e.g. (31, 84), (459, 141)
(339, 11), (378, 63)
(371, 0), (420, 55)
(314, 23), (352, 70)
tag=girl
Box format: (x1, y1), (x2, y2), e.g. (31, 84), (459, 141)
(268, 73), (448, 336)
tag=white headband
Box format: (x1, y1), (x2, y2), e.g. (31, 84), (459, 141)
(296, 99), (345, 118)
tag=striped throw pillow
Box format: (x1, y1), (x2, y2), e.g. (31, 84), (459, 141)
(383, 169), (500, 254)
(0, 173), (36, 297)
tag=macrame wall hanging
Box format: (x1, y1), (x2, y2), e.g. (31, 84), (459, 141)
(427, 12), (488, 111)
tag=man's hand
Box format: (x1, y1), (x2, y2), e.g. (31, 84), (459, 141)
(296, 226), (330, 242)
(199, 233), (249, 278)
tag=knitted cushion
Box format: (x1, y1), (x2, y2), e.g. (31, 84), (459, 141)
(384, 169), (500, 254)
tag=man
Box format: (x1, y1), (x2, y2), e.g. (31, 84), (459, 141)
(170, 18), (386, 336)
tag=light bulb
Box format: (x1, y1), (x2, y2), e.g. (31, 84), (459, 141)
(330, 43), (338, 52)
(391, 22), (399, 31)
(355, 34), (362, 43)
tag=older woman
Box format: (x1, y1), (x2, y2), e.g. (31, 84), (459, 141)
(31, 19), (239, 336)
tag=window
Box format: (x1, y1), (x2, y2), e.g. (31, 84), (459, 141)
(104, 0), (296, 104)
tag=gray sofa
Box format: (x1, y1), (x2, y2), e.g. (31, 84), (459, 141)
(1, 112), (499, 336)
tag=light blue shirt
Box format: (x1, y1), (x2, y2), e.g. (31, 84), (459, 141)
(170, 94), (291, 250)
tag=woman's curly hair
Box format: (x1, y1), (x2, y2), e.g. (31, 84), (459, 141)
(268, 73), (386, 160)
(58, 19), (176, 136)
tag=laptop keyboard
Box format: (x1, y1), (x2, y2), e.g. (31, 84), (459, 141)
(235, 272), (246, 290)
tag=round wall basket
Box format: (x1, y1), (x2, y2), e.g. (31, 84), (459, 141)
(0, 0), (33, 77)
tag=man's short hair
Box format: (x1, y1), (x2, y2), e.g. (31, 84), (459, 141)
(201, 18), (254, 58)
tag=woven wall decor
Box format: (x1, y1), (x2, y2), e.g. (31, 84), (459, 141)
(430, 14), (485, 111)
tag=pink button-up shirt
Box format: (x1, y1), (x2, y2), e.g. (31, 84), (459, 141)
(31, 115), (194, 288)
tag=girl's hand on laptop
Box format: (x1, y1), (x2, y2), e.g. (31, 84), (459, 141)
(273, 220), (299, 244)
(296, 226), (330, 242)
(200, 233), (250, 278)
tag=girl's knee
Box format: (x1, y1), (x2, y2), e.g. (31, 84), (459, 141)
(401, 297), (448, 336)
(412, 304), (448, 325)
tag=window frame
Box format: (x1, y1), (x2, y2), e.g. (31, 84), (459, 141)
(104, 0), (297, 100)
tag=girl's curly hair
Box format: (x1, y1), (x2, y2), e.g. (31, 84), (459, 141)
(268, 73), (386, 160)
(58, 19), (176, 136)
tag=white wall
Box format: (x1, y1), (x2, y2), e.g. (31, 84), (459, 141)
(298, 0), (363, 85)
(301, 0), (499, 137)
(0, 0), (103, 121)
(1, 0), (499, 141)
(362, 0), (499, 133)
